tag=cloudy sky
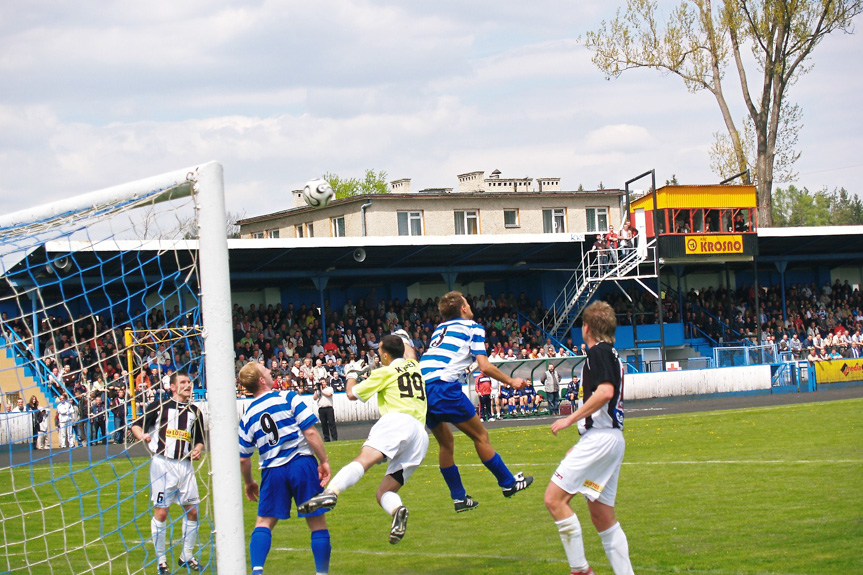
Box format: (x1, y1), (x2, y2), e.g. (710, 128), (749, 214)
(1, 1), (861, 220)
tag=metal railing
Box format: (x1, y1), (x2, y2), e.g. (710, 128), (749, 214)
(540, 239), (656, 341)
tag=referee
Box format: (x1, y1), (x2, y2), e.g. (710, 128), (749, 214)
(131, 371), (205, 574)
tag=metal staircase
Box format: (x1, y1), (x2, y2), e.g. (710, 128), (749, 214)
(541, 239), (658, 341)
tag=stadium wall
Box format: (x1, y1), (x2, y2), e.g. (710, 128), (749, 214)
(625, 364), (772, 399)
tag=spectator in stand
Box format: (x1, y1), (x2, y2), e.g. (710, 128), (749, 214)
(27, 396), (42, 449)
(90, 394), (107, 445)
(57, 392), (77, 448)
(499, 382), (515, 417)
(606, 225), (619, 264)
(475, 372), (493, 422)
(523, 381), (542, 414)
(566, 375), (581, 407)
(111, 388), (127, 445)
(314, 377), (338, 442)
(540, 364), (561, 416)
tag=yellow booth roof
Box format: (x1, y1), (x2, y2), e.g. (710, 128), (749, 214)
(629, 184), (757, 211)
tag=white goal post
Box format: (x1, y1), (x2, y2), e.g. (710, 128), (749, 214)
(0, 161), (245, 573)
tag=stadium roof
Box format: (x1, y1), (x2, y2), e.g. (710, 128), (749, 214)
(7, 226), (862, 296)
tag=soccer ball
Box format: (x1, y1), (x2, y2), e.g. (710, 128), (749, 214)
(303, 178), (335, 209)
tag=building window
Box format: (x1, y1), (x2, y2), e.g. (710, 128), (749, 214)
(543, 208), (566, 233)
(267, 229), (279, 239)
(251, 231), (265, 239)
(586, 207), (608, 233)
(504, 209), (519, 228)
(397, 211), (423, 236)
(296, 223), (314, 238)
(331, 216), (346, 237)
(454, 210), (479, 235)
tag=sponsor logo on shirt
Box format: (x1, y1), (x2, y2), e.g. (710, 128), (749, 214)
(166, 428), (191, 442)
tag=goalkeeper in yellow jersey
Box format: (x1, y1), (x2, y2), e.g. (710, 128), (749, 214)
(298, 334), (429, 544)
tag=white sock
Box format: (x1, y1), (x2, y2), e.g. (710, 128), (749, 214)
(151, 517), (167, 563)
(379, 490), (403, 515)
(598, 522), (634, 575)
(328, 461), (365, 495)
(182, 517), (198, 561)
(555, 514), (589, 572)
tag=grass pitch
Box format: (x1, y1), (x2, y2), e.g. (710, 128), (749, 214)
(2, 397), (861, 574)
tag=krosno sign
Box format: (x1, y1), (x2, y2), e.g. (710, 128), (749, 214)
(684, 235), (744, 255)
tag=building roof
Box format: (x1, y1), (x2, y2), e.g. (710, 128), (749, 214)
(237, 190), (625, 226)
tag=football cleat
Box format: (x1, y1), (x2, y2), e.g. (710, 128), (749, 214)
(177, 556), (201, 571)
(570, 568), (595, 575)
(453, 495), (479, 513)
(389, 505), (409, 544)
(502, 472), (534, 498)
(157, 562), (170, 575)
(297, 489), (338, 514)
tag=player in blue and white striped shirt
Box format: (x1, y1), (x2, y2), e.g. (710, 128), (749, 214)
(238, 362), (332, 575)
(420, 291), (533, 513)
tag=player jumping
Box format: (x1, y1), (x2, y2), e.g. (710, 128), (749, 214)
(298, 334), (429, 544)
(419, 291), (533, 512)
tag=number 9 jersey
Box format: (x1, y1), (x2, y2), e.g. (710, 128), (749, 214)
(352, 358), (426, 425)
(238, 390), (319, 469)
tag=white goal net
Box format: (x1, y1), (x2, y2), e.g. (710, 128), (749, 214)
(0, 163), (244, 574)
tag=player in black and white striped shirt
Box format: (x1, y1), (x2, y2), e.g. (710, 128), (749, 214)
(131, 371), (205, 574)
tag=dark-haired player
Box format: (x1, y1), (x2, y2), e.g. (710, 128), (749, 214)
(130, 372), (205, 574)
(544, 301), (634, 575)
(298, 334), (428, 544)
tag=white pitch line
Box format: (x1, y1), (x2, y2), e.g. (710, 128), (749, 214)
(271, 548), (817, 575)
(437, 459), (861, 467)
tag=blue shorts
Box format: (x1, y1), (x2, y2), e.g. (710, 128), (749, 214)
(426, 381), (478, 429)
(258, 455), (326, 520)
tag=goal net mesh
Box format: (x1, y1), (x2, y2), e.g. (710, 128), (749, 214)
(0, 174), (217, 574)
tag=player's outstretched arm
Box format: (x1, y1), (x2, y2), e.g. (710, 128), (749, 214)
(475, 355), (526, 389)
(551, 382), (614, 436)
(302, 427), (331, 486)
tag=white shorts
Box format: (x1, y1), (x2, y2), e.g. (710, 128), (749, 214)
(551, 428), (625, 505)
(364, 412), (429, 483)
(150, 455), (200, 507)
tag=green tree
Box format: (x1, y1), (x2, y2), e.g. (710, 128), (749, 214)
(828, 187), (863, 225)
(773, 185), (863, 226)
(584, 0), (862, 227)
(772, 185), (830, 226)
(323, 169), (390, 200)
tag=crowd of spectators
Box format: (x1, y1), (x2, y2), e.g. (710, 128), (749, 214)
(227, 291), (587, 397)
(4, 276), (861, 416)
(674, 279), (863, 359)
(1, 307), (197, 435)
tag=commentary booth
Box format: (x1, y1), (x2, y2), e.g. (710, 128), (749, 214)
(629, 183), (759, 261)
